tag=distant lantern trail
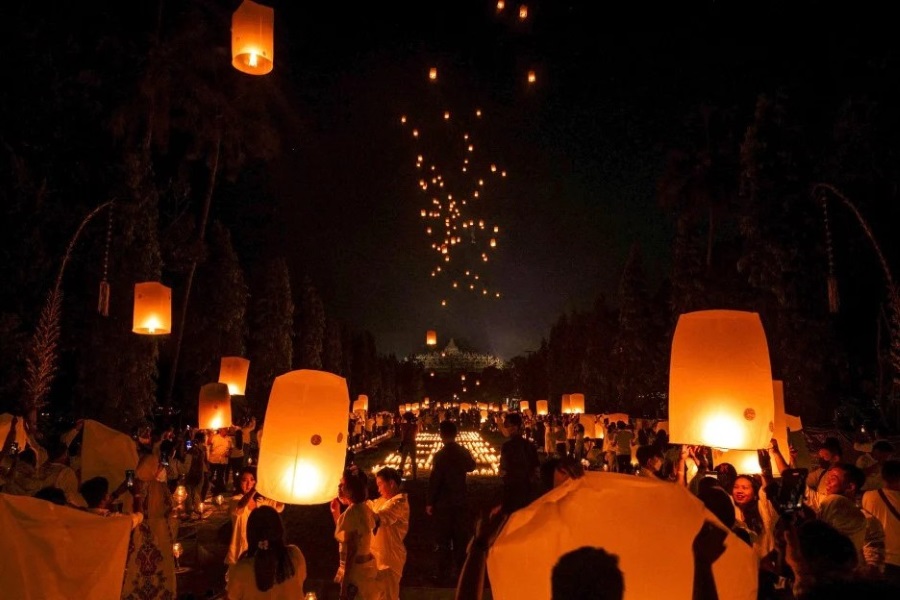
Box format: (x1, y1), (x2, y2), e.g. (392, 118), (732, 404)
(400, 107), (506, 307)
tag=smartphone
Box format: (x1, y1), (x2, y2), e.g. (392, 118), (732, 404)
(125, 469), (135, 489)
(185, 440), (193, 450)
(775, 468), (808, 513)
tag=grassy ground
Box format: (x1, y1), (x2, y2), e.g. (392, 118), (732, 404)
(175, 430), (505, 598)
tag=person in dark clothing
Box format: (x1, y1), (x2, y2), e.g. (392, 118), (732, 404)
(427, 419), (476, 585)
(500, 413), (540, 513)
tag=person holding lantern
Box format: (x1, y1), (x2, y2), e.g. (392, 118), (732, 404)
(331, 469), (379, 599)
(366, 467), (410, 600)
(226, 467), (285, 566)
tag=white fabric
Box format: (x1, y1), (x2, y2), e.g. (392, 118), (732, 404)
(0, 492), (132, 600)
(81, 419), (139, 494)
(226, 545), (307, 600)
(367, 492), (409, 575)
(336, 502), (375, 556)
(862, 488), (900, 567)
(486, 472), (758, 600)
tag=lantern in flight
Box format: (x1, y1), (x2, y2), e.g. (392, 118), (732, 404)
(132, 282), (171, 335)
(519, 400), (530, 412)
(218, 357), (250, 396)
(669, 310), (775, 451)
(352, 394), (369, 414)
(429, 67), (438, 81)
(256, 370), (350, 505)
(231, 0), (275, 76)
(426, 330), (437, 346)
(561, 394), (571, 414)
(569, 393), (585, 414)
(536, 400), (548, 416)
(198, 383), (232, 431)
(527, 70), (536, 84)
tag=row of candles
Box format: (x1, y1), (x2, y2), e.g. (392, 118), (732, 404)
(369, 431), (500, 477)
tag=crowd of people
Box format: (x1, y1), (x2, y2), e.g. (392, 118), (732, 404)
(3, 406), (900, 599)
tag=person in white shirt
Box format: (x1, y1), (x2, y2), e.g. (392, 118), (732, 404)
(366, 467), (409, 600)
(862, 459), (900, 588)
(226, 468), (284, 565)
(331, 469), (379, 600)
(207, 428), (233, 495)
(856, 440), (895, 491)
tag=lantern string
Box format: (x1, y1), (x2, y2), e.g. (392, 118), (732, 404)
(821, 196), (839, 314)
(97, 200), (115, 316)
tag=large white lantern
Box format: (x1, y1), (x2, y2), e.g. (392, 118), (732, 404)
(219, 356), (250, 395)
(536, 400), (548, 416)
(669, 310), (775, 451)
(715, 380), (791, 475)
(132, 282), (171, 335)
(569, 393), (585, 414)
(487, 473), (757, 600)
(231, 0), (274, 76)
(256, 370), (349, 505)
(198, 383), (232, 431)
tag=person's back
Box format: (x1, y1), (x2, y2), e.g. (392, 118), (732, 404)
(861, 459), (900, 587)
(227, 545), (306, 599)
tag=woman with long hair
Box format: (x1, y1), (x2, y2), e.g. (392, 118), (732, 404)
(331, 469), (379, 599)
(732, 474), (777, 559)
(226, 505), (306, 599)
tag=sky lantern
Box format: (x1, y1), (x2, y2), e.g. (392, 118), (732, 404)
(352, 394), (368, 413)
(132, 282), (171, 335)
(561, 394), (571, 414)
(569, 393), (585, 414)
(231, 0), (275, 76)
(519, 4), (528, 20)
(669, 310), (775, 451)
(218, 356), (250, 395)
(460, 402), (472, 411)
(426, 330), (437, 346)
(490, 238), (497, 248)
(536, 400), (548, 415)
(527, 70), (536, 84)
(487, 473), (758, 599)
(429, 67), (438, 81)
(256, 370), (349, 505)
(497, 1), (506, 11)
(519, 400), (529, 412)
(714, 380), (791, 475)
(198, 383), (232, 431)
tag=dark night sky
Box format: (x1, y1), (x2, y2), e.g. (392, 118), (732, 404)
(253, 1), (892, 359)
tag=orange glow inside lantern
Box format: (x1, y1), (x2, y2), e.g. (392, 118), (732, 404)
(669, 310), (775, 451)
(231, 0), (274, 76)
(255, 370), (349, 505)
(569, 393), (585, 414)
(497, 0), (505, 11)
(490, 238), (497, 247)
(132, 282), (172, 335)
(561, 394), (571, 414)
(426, 330), (437, 346)
(519, 4), (528, 20)
(352, 394), (369, 413)
(218, 356), (250, 395)
(715, 380), (791, 475)
(460, 402), (471, 411)
(198, 383), (232, 431)
(527, 70), (536, 84)
(429, 67), (438, 80)
(536, 400), (548, 416)
(519, 400), (529, 412)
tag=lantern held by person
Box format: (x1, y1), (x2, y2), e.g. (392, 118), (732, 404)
(352, 395), (369, 413)
(569, 393), (585, 414)
(132, 282), (171, 334)
(256, 370), (349, 505)
(218, 356), (250, 395)
(668, 310), (775, 451)
(198, 383), (232, 431)
(536, 400), (548, 416)
(519, 400), (529, 412)
(231, 0), (275, 76)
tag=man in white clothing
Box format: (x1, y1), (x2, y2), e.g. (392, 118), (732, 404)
(367, 467), (409, 600)
(862, 459), (900, 588)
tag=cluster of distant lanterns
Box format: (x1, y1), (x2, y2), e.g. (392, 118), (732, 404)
(401, 104), (506, 307)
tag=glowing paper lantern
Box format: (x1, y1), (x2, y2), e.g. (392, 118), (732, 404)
(218, 356), (250, 395)
(352, 395), (368, 414)
(527, 70), (536, 84)
(569, 393), (585, 414)
(519, 4), (528, 20)
(579, 414), (597, 439)
(536, 400), (548, 416)
(487, 473), (757, 600)
(669, 310), (775, 451)
(519, 400), (529, 412)
(561, 394), (571, 414)
(198, 383), (232, 431)
(426, 330), (437, 346)
(429, 67), (438, 81)
(231, 0), (274, 76)
(132, 282), (171, 335)
(715, 380), (791, 475)
(460, 402), (472, 411)
(785, 413), (803, 432)
(256, 370), (349, 505)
